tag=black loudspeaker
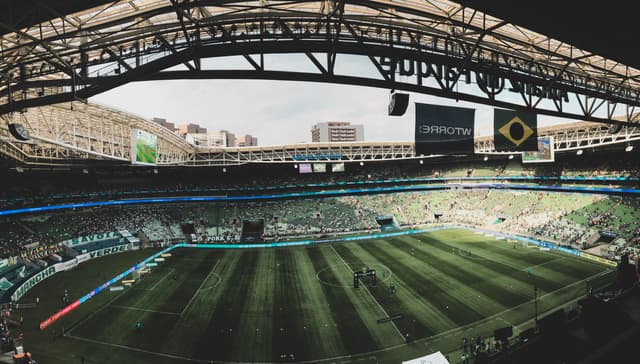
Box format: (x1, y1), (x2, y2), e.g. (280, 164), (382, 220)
(388, 92), (409, 116)
(8, 123), (30, 141)
(494, 326), (513, 341)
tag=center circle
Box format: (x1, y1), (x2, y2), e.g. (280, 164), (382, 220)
(509, 122), (524, 140)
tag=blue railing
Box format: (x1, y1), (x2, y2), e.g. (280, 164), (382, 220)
(2, 182), (640, 217)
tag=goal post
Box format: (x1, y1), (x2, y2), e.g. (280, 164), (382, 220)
(353, 269), (376, 288)
(131, 266), (150, 281)
(507, 238), (527, 248)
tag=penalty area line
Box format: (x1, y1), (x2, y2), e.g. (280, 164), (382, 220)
(180, 259), (220, 316)
(522, 257), (564, 271)
(110, 305), (180, 316)
(134, 268), (175, 291)
(148, 268), (175, 290)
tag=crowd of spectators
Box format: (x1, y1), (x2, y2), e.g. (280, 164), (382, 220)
(3, 150), (640, 211)
(2, 188), (640, 261)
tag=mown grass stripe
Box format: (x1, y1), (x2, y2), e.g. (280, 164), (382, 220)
(271, 248), (316, 361)
(395, 236), (535, 305)
(273, 248), (347, 360)
(338, 243), (458, 334)
(410, 234), (564, 294)
(229, 250), (275, 361)
(332, 243), (437, 340)
(382, 237), (519, 319)
(162, 251), (239, 357)
(72, 251), (221, 352)
(426, 231), (598, 284)
(432, 229), (554, 267)
(193, 250), (259, 360)
(111, 249), (218, 313)
(363, 240), (484, 326)
(306, 247), (380, 354)
(18, 229), (617, 364)
(329, 244), (406, 342)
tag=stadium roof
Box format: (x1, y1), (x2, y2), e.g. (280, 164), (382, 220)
(1, 0), (639, 124)
(3, 0), (637, 69)
(452, 0), (640, 70)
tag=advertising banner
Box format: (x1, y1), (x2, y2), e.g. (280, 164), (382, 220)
(415, 103), (475, 155)
(11, 244), (131, 302)
(11, 266), (57, 301)
(61, 231), (119, 248)
(77, 244), (131, 261)
(76, 253), (89, 264)
(58, 259), (79, 272)
(580, 252), (618, 267)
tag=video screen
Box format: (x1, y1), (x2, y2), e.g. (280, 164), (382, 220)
(522, 136), (554, 163)
(298, 163), (312, 174)
(131, 129), (158, 165)
(331, 163), (345, 172)
(312, 163), (327, 173)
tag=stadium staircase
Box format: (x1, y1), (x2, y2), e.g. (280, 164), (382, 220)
(15, 221), (35, 235)
(584, 232), (602, 248)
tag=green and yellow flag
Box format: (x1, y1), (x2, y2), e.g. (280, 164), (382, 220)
(493, 109), (538, 151)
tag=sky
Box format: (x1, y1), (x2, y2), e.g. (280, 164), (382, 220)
(90, 54), (573, 146)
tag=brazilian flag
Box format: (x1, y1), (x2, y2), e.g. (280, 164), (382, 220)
(493, 109), (538, 151)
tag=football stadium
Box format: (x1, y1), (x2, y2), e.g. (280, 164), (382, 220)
(1, 1), (640, 364)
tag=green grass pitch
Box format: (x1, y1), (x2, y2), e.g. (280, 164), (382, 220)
(17, 229), (613, 363)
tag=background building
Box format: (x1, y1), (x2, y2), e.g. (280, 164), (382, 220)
(152, 117), (257, 147)
(236, 134), (259, 147)
(311, 122), (364, 142)
(151, 117), (176, 132)
(177, 123), (207, 137)
(185, 130), (258, 147)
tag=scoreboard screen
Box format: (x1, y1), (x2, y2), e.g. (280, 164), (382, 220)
(312, 163), (327, 173)
(522, 136), (554, 163)
(331, 163), (345, 172)
(298, 163), (312, 174)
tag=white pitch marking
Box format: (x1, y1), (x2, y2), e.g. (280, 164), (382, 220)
(110, 305), (180, 316)
(329, 245), (406, 343)
(180, 259), (220, 315)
